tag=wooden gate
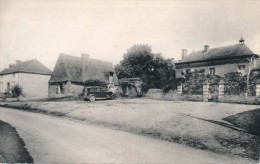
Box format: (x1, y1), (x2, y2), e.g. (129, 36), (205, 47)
(209, 84), (219, 102)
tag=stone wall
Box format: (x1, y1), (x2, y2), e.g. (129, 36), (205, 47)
(48, 81), (84, 98)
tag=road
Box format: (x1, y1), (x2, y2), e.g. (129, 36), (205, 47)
(0, 107), (252, 163)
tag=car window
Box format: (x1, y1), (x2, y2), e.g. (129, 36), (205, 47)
(90, 88), (100, 92)
(101, 87), (107, 92)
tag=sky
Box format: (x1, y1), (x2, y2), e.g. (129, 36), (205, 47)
(0, 0), (260, 71)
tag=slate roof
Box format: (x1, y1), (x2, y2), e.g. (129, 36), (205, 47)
(0, 59), (52, 75)
(49, 53), (119, 85)
(178, 44), (256, 64)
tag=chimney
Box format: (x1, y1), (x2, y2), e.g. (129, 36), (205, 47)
(181, 49), (187, 60)
(81, 54), (89, 82)
(239, 36), (245, 44)
(203, 45), (209, 53)
(16, 60), (21, 64)
(9, 64), (15, 68)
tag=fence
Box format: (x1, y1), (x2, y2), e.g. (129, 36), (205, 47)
(177, 80), (260, 102)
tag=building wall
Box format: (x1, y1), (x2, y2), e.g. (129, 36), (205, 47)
(19, 73), (50, 98)
(176, 62), (251, 78)
(0, 73), (50, 98)
(0, 73), (19, 93)
(48, 81), (84, 98)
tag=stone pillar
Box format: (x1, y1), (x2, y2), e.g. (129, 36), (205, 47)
(203, 81), (209, 102)
(256, 82), (260, 97)
(218, 80), (225, 99)
(177, 84), (182, 95)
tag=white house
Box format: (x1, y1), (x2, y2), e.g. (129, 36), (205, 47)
(0, 59), (52, 98)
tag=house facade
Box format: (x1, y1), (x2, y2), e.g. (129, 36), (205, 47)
(0, 59), (52, 98)
(175, 37), (259, 78)
(48, 53), (119, 98)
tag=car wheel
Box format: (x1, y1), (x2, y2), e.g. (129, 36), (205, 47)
(110, 94), (117, 100)
(89, 95), (96, 102)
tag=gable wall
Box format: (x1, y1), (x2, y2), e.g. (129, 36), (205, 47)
(0, 73), (50, 99)
(19, 73), (51, 98)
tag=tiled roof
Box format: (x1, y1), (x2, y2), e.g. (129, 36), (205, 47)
(49, 53), (119, 85)
(0, 59), (52, 75)
(178, 44), (256, 64)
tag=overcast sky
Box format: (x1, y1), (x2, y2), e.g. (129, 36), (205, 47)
(1, 0), (260, 71)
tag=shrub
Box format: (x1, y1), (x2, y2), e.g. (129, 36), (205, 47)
(11, 85), (23, 98)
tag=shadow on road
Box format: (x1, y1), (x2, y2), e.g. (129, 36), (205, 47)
(0, 120), (34, 163)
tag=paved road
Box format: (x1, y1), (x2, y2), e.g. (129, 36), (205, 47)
(0, 107), (252, 163)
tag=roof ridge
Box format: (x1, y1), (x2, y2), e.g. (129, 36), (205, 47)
(189, 44), (248, 55)
(0, 59), (52, 75)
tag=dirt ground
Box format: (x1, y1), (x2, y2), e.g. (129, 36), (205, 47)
(1, 98), (259, 160)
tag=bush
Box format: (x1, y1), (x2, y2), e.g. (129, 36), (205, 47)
(11, 85), (23, 98)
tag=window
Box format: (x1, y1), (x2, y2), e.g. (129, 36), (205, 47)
(238, 65), (246, 70)
(209, 68), (215, 75)
(90, 88), (100, 92)
(7, 82), (10, 92)
(238, 65), (246, 75)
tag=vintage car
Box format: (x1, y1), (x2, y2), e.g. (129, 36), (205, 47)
(83, 86), (117, 101)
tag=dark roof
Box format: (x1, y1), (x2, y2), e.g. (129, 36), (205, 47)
(178, 44), (256, 64)
(49, 53), (119, 85)
(0, 59), (52, 75)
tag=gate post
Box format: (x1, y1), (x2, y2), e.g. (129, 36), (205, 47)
(256, 80), (260, 97)
(218, 79), (225, 99)
(177, 84), (182, 95)
(203, 81), (209, 102)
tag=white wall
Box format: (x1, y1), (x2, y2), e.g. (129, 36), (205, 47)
(19, 73), (51, 98)
(0, 73), (50, 98)
(0, 73), (19, 93)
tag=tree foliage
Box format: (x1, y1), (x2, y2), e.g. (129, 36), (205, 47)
(115, 44), (176, 92)
(224, 72), (247, 95)
(181, 71), (221, 95)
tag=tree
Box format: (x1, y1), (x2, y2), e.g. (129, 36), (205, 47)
(115, 44), (176, 93)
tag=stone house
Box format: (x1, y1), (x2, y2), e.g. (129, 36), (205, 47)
(0, 59), (52, 98)
(48, 53), (119, 98)
(175, 37), (259, 78)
